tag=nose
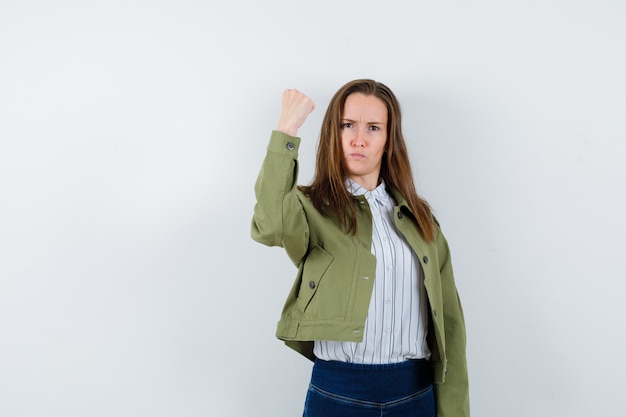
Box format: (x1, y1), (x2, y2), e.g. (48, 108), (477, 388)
(352, 127), (366, 147)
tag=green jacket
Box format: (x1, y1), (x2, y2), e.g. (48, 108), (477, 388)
(251, 131), (470, 417)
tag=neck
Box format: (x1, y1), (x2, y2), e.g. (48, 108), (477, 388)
(347, 175), (380, 191)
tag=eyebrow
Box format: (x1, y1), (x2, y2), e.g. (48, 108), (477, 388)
(341, 118), (385, 125)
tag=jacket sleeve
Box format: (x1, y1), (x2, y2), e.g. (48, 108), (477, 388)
(434, 229), (470, 417)
(251, 130), (310, 266)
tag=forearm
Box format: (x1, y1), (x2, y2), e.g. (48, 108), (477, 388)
(435, 230), (470, 417)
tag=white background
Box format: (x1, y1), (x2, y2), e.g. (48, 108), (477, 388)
(1, 1), (625, 416)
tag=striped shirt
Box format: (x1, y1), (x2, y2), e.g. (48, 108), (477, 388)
(313, 180), (430, 364)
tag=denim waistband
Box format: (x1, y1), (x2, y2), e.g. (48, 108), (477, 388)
(310, 358), (433, 403)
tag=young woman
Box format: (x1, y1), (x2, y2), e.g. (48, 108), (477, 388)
(251, 79), (469, 417)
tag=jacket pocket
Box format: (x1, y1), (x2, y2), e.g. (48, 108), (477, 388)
(297, 245), (333, 312)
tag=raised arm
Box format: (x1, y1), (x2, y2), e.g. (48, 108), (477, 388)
(251, 90), (316, 266)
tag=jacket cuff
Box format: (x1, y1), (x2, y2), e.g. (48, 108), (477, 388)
(268, 130), (301, 157)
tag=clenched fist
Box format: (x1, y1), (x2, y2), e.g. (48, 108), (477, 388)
(275, 89), (315, 137)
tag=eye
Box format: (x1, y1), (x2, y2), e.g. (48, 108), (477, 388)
(369, 125), (380, 131)
(341, 122), (353, 129)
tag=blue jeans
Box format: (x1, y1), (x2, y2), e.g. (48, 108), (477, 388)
(303, 359), (436, 417)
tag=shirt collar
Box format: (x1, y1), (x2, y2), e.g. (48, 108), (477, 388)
(345, 178), (391, 204)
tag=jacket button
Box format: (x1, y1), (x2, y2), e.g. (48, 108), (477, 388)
(433, 309), (437, 317)
(286, 142), (295, 151)
(423, 256), (429, 264)
(397, 212), (403, 219)
(308, 281), (316, 289)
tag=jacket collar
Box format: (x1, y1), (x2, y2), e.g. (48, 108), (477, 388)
(387, 186), (412, 212)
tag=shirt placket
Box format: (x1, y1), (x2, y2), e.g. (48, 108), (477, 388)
(373, 197), (395, 360)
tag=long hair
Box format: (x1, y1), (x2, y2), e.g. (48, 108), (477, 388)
(299, 79), (435, 242)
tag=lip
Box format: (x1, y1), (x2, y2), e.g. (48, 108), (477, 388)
(350, 153), (365, 159)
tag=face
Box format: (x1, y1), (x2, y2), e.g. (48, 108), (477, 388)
(340, 93), (388, 191)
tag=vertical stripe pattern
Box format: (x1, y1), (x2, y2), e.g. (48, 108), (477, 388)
(313, 180), (430, 364)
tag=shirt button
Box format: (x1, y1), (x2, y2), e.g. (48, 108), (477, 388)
(308, 281), (315, 289)
(286, 142), (295, 151)
(423, 256), (429, 264)
(385, 299), (391, 305)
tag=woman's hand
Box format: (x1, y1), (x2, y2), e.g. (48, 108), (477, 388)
(275, 89), (315, 137)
